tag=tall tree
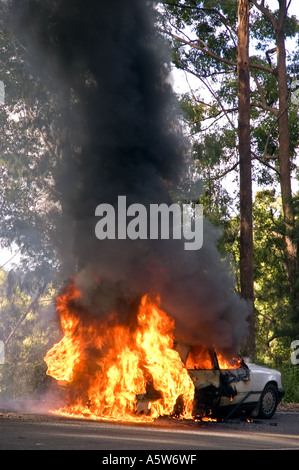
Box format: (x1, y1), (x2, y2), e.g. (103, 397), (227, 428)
(250, 0), (298, 312)
(238, 0), (254, 357)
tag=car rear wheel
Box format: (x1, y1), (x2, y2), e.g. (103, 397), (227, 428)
(258, 384), (278, 419)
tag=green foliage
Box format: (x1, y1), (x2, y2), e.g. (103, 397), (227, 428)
(164, 0), (238, 79)
(289, 106), (299, 158)
(205, 190), (298, 371)
(179, 93), (206, 133)
(252, 191), (290, 359)
(280, 364), (299, 403)
(0, 2), (84, 295)
(0, 270), (58, 399)
(163, 0), (299, 178)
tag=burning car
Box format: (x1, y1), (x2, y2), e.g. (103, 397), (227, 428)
(44, 284), (284, 422)
(170, 344), (285, 420)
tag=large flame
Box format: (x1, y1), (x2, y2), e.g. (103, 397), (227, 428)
(44, 282), (195, 422)
(44, 281), (242, 422)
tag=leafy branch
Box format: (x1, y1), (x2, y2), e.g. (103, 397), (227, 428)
(163, 29), (275, 74)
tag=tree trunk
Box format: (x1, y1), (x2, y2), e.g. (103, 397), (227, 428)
(238, 0), (255, 358)
(276, 0), (297, 292)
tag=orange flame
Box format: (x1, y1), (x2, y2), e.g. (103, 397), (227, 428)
(217, 354), (242, 370)
(184, 345), (242, 371)
(44, 282), (195, 422)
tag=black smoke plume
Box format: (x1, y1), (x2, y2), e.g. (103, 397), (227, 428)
(11, 0), (249, 356)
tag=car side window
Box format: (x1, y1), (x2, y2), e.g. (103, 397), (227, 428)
(186, 345), (215, 370)
(217, 354), (243, 370)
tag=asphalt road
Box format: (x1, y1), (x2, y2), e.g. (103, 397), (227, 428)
(1, 410), (299, 451)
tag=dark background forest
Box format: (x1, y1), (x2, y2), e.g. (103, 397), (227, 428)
(0, 0), (299, 404)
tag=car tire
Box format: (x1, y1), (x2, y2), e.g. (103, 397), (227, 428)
(258, 384), (278, 419)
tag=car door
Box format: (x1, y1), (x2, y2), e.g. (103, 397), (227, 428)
(218, 357), (256, 408)
(176, 343), (221, 416)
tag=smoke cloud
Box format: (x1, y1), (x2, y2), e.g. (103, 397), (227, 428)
(11, 0), (249, 356)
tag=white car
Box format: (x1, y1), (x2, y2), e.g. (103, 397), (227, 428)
(178, 344), (285, 419)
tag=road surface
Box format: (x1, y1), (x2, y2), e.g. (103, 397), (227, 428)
(1, 409), (299, 451)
